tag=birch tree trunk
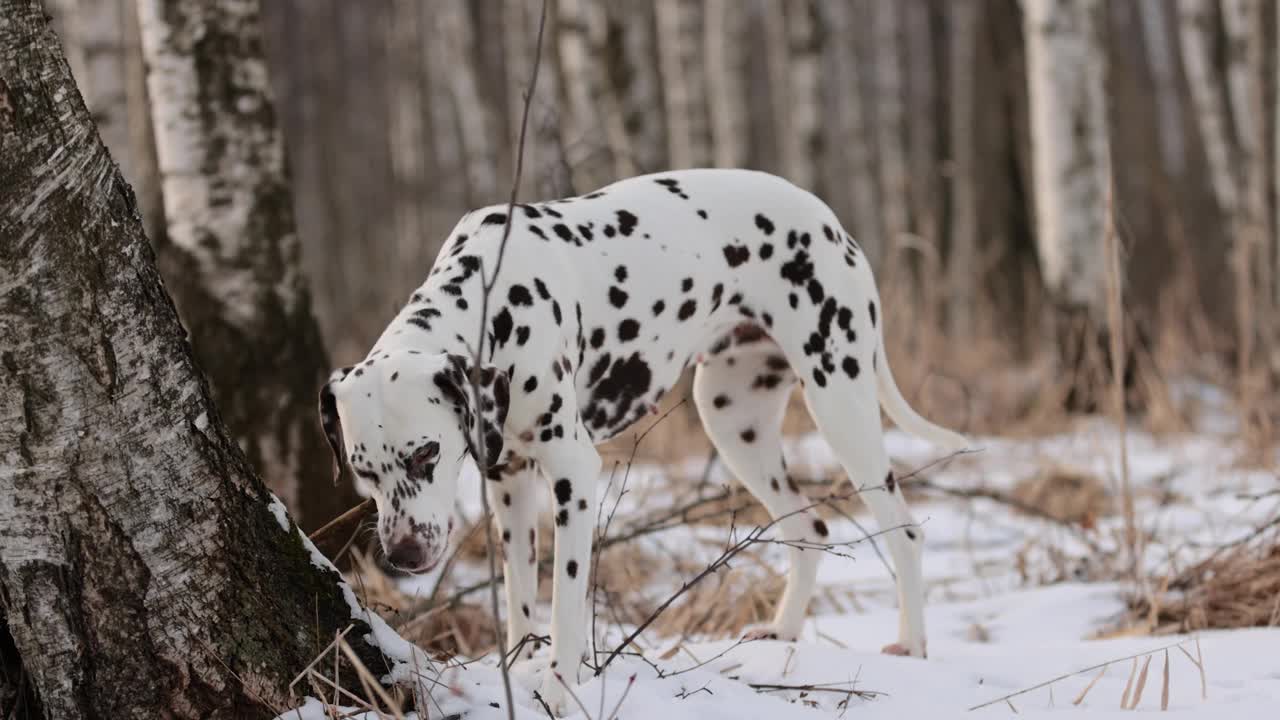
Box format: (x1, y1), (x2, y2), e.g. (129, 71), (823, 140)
(437, 0), (499, 204)
(947, 0), (981, 335)
(506, 0), (575, 197)
(823, 0), (882, 262)
(704, 0), (746, 169)
(1022, 0), (1111, 316)
(1137, 0), (1186, 179)
(387, 0), (430, 291)
(135, 0), (357, 530)
(1178, 0), (1237, 215)
(905, 0), (938, 241)
(0, 5), (404, 715)
(655, 0), (709, 169)
(783, 0), (821, 189)
(873, 1), (911, 251)
(608, 0), (667, 173)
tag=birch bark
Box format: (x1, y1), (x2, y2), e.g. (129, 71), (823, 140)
(0, 4), (402, 715)
(135, 0), (356, 528)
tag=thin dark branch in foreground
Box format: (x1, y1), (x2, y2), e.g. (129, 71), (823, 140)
(461, 4), (547, 719)
(594, 486), (912, 674)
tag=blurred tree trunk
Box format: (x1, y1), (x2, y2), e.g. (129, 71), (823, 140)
(437, 0), (499, 205)
(1178, 0), (1236, 217)
(608, 0), (667, 173)
(784, 0), (821, 190)
(0, 5), (400, 716)
(1024, 0), (1114, 410)
(1023, 0), (1111, 315)
(554, 0), (631, 188)
(704, 0), (745, 169)
(1137, 0), (1187, 180)
(823, 0), (882, 263)
(387, 0), (430, 292)
(905, 0), (939, 244)
(506, 0), (575, 197)
(655, 0), (709, 169)
(136, 0), (358, 530)
(946, 0), (981, 336)
(873, 1), (911, 252)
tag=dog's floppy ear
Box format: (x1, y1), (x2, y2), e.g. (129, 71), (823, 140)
(319, 366), (354, 485)
(434, 354), (510, 468)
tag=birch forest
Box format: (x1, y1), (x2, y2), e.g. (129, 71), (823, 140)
(4, 0), (1280, 718)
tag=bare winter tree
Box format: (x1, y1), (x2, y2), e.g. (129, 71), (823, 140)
(134, 0), (357, 529)
(0, 4), (407, 716)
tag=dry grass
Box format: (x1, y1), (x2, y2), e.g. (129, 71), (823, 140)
(1010, 465), (1114, 528)
(1131, 531), (1280, 633)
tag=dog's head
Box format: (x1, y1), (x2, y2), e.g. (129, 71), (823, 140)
(319, 351), (509, 572)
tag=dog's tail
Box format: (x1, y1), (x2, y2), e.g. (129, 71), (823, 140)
(875, 332), (968, 454)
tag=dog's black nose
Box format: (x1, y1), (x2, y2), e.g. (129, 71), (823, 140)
(387, 539), (427, 570)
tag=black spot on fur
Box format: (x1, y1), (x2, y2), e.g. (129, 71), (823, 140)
(615, 265), (628, 282)
(590, 327), (605, 348)
(740, 428), (756, 443)
(713, 394), (730, 409)
(554, 478), (572, 505)
(755, 214), (775, 235)
(556, 509), (569, 526)
(868, 301), (877, 327)
(770, 477), (780, 492)
(722, 244), (750, 267)
(482, 212), (507, 226)
(813, 519), (829, 537)
(508, 284), (533, 306)
(760, 243), (774, 260)
(652, 300), (665, 316)
(552, 301), (562, 325)
(516, 326), (530, 346)
(616, 210), (638, 236)
(812, 368), (827, 387)
(788, 293), (799, 309)
(697, 209), (708, 219)
(885, 471), (896, 493)
(618, 318), (640, 341)
(566, 560), (578, 578)
(905, 528), (918, 541)
(534, 278), (551, 300)
(609, 286), (628, 308)
(524, 375), (538, 393)
(681, 277), (694, 292)
(492, 308), (513, 346)
(842, 356), (860, 379)
(678, 299), (697, 321)
(780, 251), (814, 286)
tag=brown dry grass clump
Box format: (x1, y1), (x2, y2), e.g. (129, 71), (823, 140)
(1132, 530), (1280, 633)
(1011, 465), (1113, 528)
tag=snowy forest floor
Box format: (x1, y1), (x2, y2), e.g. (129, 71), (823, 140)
(285, 383), (1280, 719)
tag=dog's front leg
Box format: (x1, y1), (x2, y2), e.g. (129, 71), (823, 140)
(532, 418), (600, 715)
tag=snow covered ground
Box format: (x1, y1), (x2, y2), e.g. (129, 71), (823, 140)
(284, 396), (1280, 719)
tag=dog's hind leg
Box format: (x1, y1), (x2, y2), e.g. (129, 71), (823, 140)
(799, 369), (928, 657)
(693, 348), (828, 641)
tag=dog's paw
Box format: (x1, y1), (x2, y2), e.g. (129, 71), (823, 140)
(741, 624), (797, 642)
(536, 672), (573, 717)
(880, 641), (927, 658)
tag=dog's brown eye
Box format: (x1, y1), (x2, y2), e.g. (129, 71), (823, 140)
(407, 441), (439, 482)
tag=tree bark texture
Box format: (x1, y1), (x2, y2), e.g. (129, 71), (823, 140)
(134, 0), (356, 530)
(1022, 0), (1112, 316)
(0, 4), (404, 717)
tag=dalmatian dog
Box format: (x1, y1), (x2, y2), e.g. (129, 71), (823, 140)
(319, 169), (966, 713)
